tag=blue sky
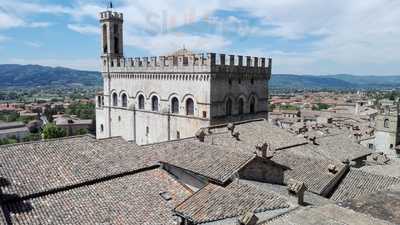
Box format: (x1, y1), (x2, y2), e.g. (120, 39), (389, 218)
(0, 0), (399, 75)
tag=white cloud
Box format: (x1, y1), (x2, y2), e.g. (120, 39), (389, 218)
(24, 41), (42, 48)
(126, 32), (230, 55)
(29, 22), (52, 28)
(0, 11), (25, 29)
(68, 24), (99, 35)
(1, 0), (400, 74)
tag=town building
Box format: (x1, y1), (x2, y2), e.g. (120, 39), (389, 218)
(95, 9), (272, 145)
(374, 102), (400, 156)
(53, 114), (93, 136)
(0, 121), (29, 141)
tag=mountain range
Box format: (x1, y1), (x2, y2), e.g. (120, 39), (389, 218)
(0, 64), (399, 90)
(0, 64), (101, 88)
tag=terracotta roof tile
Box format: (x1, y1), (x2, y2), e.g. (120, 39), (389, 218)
(330, 169), (400, 202)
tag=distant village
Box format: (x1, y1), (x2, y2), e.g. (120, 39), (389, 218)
(0, 97), (95, 145)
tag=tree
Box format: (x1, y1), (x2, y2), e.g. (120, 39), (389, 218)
(76, 128), (88, 135)
(22, 133), (42, 142)
(42, 123), (66, 140)
(312, 103), (331, 111)
(66, 102), (95, 120)
(0, 138), (18, 146)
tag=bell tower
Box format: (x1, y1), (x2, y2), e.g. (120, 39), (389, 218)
(99, 8), (123, 58)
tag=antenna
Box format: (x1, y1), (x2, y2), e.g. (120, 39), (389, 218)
(106, 0), (113, 9)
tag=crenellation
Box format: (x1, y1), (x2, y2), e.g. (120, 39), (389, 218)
(238, 55), (243, 66)
(220, 54), (226, 66)
(142, 57), (149, 67)
(195, 54), (205, 65)
(159, 56), (166, 67)
(150, 57), (157, 67)
(134, 57), (141, 66)
(207, 53), (216, 66)
(105, 53), (271, 73)
(128, 58), (134, 67)
(246, 56), (252, 67)
(229, 55), (235, 66)
(188, 55), (194, 65)
(253, 57), (259, 67)
(177, 55), (184, 66)
(99, 11), (123, 21)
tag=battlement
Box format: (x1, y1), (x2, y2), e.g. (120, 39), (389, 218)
(104, 53), (271, 71)
(99, 11), (123, 21)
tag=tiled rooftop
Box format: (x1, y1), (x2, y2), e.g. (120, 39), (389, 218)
(314, 134), (372, 162)
(174, 181), (290, 224)
(339, 184), (400, 224)
(1, 168), (192, 225)
(0, 121), (25, 130)
(206, 120), (308, 150)
(204, 120), (347, 196)
(360, 158), (400, 177)
(265, 204), (393, 225)
(330, 169), (400, 202)
(272, 151), (346, 195)
(0, 134), (255, 204)
(0, 135), (150, 201)
(140, 138), (255, 184)
(239, 179), (333, 206)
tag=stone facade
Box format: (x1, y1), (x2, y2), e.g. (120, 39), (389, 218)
(374, 103), (400, 156)
(96, 10), (272, 145)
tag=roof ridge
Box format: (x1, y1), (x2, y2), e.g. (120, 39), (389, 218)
(2, 165), (159, 204)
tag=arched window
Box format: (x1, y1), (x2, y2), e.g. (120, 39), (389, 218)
(171, 97), (179, 114)
(152, 96), (159, 111)
(186, 98), (194, 115)
(121, 93), (128, 107)
(250, 97), (256, 114)
(112, 93), (118, 106)
(226, 99), (232, 116)
(97, 96), (102, 107)
(138, 95), (145, 110)
(102, 24), (107, 54)
(384, 119), (389, 128)
(238, 98), (244, 115)
(100, 124), (104, 132)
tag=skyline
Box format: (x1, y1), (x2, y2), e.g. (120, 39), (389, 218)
(0, 0), (399, 75)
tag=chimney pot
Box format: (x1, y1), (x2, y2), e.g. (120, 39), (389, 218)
(195, 129), (206, 142)
(328, 164), (337, 174)
(237, 212), (258, 225)
(287, 179), (306, 206)
(232, 131), (240, 141)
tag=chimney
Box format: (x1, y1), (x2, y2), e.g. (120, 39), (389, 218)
(237, 212), (258, 225)
(255, 143), (274, 159)
(195, 129), (206, 142)
(172, 215), (184, 225)
(287, 179), (306, 206)
(328, 164), (337, 174)
(309, 136), (317, 145)
(227, 123), (235, 134)
(232, 131), (240, 141)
